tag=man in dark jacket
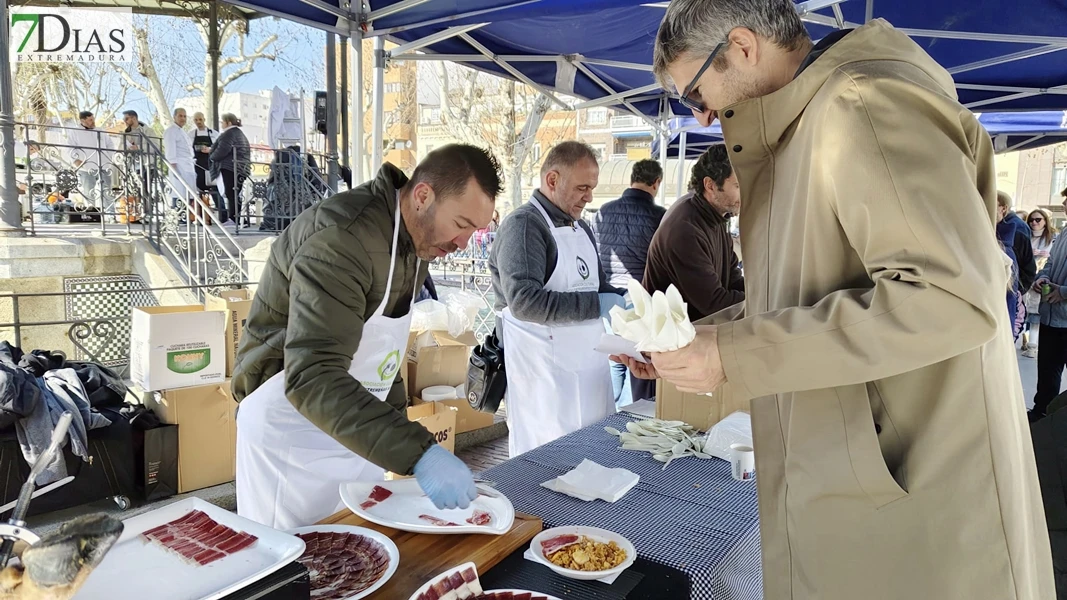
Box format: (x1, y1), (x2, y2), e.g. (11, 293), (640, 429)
(591, 159), (666, 406)
(635, 145), (744, 401)
(233, 144), (502, 529)
(997, 190), (1037, 291)
(209, 113), (252, 226)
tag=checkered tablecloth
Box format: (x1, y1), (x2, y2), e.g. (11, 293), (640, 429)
(480, 413), (763, 600)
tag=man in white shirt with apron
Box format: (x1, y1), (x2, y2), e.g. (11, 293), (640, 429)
(163, 108), (197, 211)
(233, 145), (503, 530)
(489, 142), (626, 457)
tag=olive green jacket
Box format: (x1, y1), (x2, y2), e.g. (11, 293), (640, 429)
(233, 164), (433, 475)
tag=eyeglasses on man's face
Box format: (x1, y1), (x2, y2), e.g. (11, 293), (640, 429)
(678, 41), (726, 114)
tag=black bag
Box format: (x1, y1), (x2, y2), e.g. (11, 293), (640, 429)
(137, 424), (178, 502)
(467, 328), (506, 414)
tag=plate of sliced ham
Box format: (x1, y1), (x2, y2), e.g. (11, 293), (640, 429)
(287, 525), (399, 600)
(75, 497), (305, 600)
(408, 562), (563, 600)
(339, 479), (514, 535)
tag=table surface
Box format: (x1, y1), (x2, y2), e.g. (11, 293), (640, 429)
(317, 509), (543, 599)
(479, 413), (764, 600)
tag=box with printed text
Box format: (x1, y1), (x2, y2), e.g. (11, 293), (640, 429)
(130, 305), (226, 391)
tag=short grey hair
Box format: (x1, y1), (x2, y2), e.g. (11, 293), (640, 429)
(540, 141), (598, 178)
(653, 0), (809, 90)
(221, 112), (239, 125)
(173, 107), (186, 117)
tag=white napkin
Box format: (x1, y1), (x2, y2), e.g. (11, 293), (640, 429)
(523, 548), (622, 584)
(609, 280), (696, 352)
(540, 459), (640, 503)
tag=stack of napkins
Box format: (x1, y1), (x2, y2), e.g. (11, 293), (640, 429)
(610, 279), (696, 352)
(541, 459), (640, 502)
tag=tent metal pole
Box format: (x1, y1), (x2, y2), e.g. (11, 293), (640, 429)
(865, 0), (874, 22)
(575, 57), (653, 71)
(965, 91), (1040, 109)
(352, 35), (365, 184)
(367, 0), (434, 22)
(957, 83), (1067, 94)
(209, 0), (220, 131)
(386, 24), (486, 56)
(340, 35), (350, 174)
(1006, 134), (1045, 153)
(0, 0), (22, 234)
(371, 36), (386, 174)
(675, 130), (687, 200)
(949, 45), (1067, 75)
(457, 33), (571, 109)
(573, 84), (662, 109)
(571, 62), (660, 130)
(657, 98), (668, 206)
(326, 31), (340, 189)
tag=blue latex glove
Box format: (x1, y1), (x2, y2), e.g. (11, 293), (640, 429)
(598, 293), (626, 320)
(413, 444), (478, 510)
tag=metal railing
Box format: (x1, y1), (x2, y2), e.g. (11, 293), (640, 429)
(231, 150), (339, 235)
(429, 239), (496, 339)
(15, 122), (251, 296)
(0, 282), (253, 377)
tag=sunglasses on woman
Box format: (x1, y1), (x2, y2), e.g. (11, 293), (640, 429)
(678, 41), (727, 114)
(1030, 217), (1045, 223)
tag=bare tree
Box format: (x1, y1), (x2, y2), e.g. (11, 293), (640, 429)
(426, 61), (576, 211)
(111, 8), (283, 128)
(14, 62), (131, 126)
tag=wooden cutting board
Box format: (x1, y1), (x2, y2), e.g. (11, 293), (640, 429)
(317, 509), (543, 598)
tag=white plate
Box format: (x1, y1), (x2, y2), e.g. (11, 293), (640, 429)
(75, 497), (305, 600)
(407, 562), (563, 600)
(339, 479), (514, 535)
(286, 525), (399, 600)
(529, 526), (637, 581)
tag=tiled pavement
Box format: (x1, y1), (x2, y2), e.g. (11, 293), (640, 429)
(458, 436), (510, 474)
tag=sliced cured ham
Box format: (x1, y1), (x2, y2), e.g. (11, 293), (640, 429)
(465, 510), (492, 526)
(419, 514), (460, 527)
(539, 534), (579, 556)
(295, 531), (391, 600)
(415, 564), (549, 600)
(141, 510), (257, 566)
(369, 485), (393, 502)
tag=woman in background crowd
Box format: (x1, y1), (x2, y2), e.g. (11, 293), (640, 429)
(1031, 189), (1067, 422)
(1022, 208), (1056, 358)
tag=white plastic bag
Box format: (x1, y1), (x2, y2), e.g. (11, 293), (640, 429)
(701, 412), (753, 461)
(410, 300), (450, 333)
(444, 290), (486, 336)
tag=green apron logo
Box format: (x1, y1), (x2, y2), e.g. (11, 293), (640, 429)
(378, 350), (401, 381)
(167, 349), (210, 374)
(576, 256), (590, 280)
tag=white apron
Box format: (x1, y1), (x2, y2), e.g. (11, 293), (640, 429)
(169, 163), (196, 200)
(236, 194), (420, 530)
(502, 199), (615, 457)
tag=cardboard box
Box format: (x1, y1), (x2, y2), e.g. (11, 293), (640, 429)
(655, 379), (749, 431)
(205, 289), (253, 377)
(406, 329), (493, 433)
(412, 395), (495, 434)
(146, 381), (237, 493)
(406, 330), (479, 390)
(130, 305), (226, 391)
(386, 403), (458, 480)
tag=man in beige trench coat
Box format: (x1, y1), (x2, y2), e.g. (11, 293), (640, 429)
(619, 1), (1055, 598)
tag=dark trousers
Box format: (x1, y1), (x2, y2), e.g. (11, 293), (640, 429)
(1035, 325), (1067, 414)
(220, 169), (246, 224)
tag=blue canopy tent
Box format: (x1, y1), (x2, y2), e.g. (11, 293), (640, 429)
(654, 112), (1067, 159)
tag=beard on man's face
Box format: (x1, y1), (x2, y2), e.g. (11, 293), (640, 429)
(414, 202), (459, 260)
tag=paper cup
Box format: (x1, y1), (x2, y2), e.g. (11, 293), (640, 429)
(730, 443), (755, 482)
